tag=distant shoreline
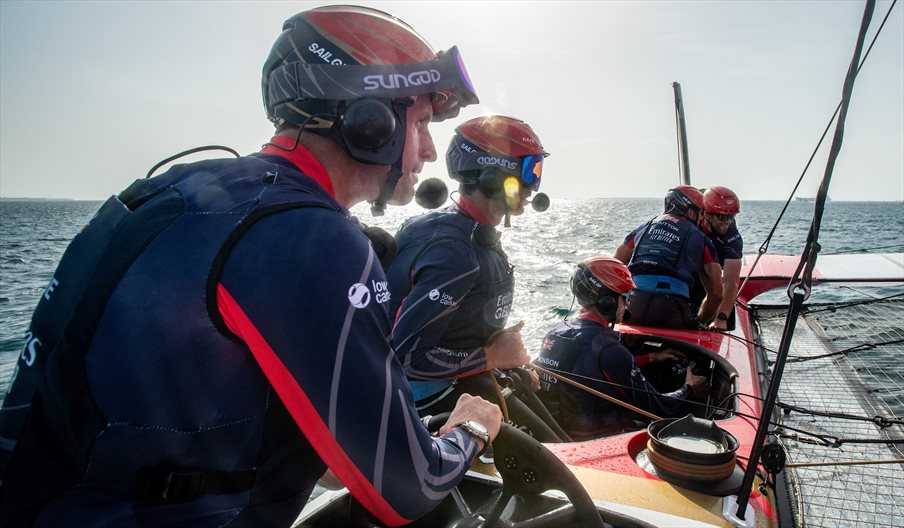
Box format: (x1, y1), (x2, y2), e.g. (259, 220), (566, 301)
(0, 197), (83, 202)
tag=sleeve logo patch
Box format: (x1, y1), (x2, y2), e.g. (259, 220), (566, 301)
(348, 283), (372, 309)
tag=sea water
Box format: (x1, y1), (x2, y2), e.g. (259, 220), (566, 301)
(2, 198), (902, 406)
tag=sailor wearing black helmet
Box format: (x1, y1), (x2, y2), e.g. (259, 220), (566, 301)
(387, 115), (568, 443)
(535, 257), (707, 441)
(614, 185), (723, 329)
(0, 7), (498, 527)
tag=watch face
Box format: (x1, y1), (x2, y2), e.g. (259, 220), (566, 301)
(457, 421), (489, 444)
(467, 420), (488, 435)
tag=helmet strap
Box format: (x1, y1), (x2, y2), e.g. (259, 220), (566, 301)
(370, 156), (403, 216)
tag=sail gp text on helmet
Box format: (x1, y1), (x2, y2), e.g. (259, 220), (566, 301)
(363, 70), (441, 91)
(347, 279), (391, 309)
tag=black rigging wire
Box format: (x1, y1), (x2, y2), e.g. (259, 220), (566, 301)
(785, 339), (904, 362)
(734, 1), (884, 508)
(752, 294), (904, 319)
(534, 364), (901, 446)
(736, 0), (900, 297)
(776, 402), (903, 427)
(804, 293), (904, 314)
(827, 243), (904, 254)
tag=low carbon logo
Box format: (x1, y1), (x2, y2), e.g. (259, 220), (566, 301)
(348, 283), (371, 308)
(429, 289), (440, 301)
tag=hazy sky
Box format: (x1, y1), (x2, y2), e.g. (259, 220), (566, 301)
(1, 1), (901, 201)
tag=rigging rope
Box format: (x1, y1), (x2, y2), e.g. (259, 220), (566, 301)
(531, 365), (661, 420)
(785, 339), (904, 363)
(777, 402), (903, 427)
(803, 294), (904, 314)
(735, 0), (899, 301)
(784, 458), (904, 468)
(529, 363), (901, 445)
(827, 243), (904, 254)
(734, 1), (878, 505)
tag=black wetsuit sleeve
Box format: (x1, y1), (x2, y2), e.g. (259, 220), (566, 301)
(216, 207), (480, 524)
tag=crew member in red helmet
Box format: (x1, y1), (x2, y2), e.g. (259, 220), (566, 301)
(534, 257), (707, 440)
(614, 185), (723, 329)
(700, 186), (744, 330)
(387, 115), (568, 442)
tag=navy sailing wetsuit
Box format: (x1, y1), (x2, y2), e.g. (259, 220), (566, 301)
(691, 222), (744, 307)
(385, 203), (563, 442)
(708, 222), (744, 266)
(387, 201), (514, 404)
(0, 139), (480, 528)
(534, 311), (692, 441)
(622, 213), (717, 329)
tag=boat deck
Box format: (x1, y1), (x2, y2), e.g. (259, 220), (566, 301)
(753, 299), (903, 527)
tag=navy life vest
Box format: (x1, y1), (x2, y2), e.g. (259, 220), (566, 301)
(629, 213), (701, 296)
(534, 319), (625, 440)
(0, 154), (337, 527)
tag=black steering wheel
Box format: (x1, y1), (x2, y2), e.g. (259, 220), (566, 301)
(452, 423), (604, 528)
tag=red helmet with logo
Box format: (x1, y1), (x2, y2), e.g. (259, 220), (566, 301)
(446, 115), (549, 192)
(262, 6), (478, 166)
(571, 256), (636, 309)
(703, 186), (740, 215)
(664, 185), (704, 217)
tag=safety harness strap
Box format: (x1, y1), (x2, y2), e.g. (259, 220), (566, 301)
(136, 467), (257, 502)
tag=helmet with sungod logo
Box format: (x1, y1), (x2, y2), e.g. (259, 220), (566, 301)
(262, 5), (479, 167)
(445, 115), (549, 195)
(703, 186), (740, 215)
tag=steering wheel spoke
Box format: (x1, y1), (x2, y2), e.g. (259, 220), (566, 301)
(486, 424), (604, 528)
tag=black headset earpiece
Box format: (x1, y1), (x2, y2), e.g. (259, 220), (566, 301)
(340, 98), (397, 150)
(596, 295), (617, 315)
(477, 168), (504, 197)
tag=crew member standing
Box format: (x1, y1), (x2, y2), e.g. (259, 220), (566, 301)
(700, 186), (743, 330)
(614, 185), (723, 329)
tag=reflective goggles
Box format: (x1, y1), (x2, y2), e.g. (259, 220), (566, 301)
(520, 154), (544, 191)
(710, 213), (735, 222)
(266, 45), (479, 122)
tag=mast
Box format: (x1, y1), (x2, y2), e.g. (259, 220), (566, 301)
(672, 82), (691, 185)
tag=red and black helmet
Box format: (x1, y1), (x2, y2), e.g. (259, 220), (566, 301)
(703, 186), (740, 215)
(664, 185), (704, 217)
(261, 6), (479, 165)
(446, 115), (549, 191)
(571, 256), (636, 310)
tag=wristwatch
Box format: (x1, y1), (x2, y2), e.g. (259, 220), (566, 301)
(454, 420), (490, 457)
(717, 312), (729, 321)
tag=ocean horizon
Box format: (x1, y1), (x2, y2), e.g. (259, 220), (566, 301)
(2, 197), (903, 410)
